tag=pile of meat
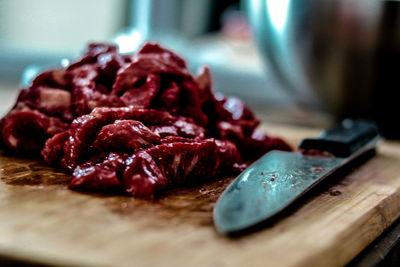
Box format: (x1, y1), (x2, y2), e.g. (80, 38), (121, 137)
(0, 43), (291, 198)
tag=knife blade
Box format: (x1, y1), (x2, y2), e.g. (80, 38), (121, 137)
(213, 119), (380, 235)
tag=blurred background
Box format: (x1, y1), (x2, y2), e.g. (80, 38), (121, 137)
(0, 0), (398, 134)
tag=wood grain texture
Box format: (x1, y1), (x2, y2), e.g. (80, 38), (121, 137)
(1, 124), (400, 267)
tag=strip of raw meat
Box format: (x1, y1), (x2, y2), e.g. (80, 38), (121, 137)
(112, 44), (190, 95)
(1, 109), (68, 155)
(67, 43), (119, 70)
(41, 131), (69, 165)
(213, 93), (260, 134)
(120, 74), (160, 108)
(90, 120), (160, 152)
(70, 152), (128, 192)
(137, 43), (187, 69)
(238, 129), (292, 159)
(172, 116), (207, 137)
(61, 107), (174, 170)
(97, 52), (126, 89)
(17, 86), (73, 122)
(195, 66), (213, 104)
(122, 139), (241, 198)
(68, 64), (123, 116)
(151, 80), (180, 113)
(178, 78), (208, 125)
(31, 69), (68, 88)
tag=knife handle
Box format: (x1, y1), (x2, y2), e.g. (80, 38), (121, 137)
(298, 119), (379, 157)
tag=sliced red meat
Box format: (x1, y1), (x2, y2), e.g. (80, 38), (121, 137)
(137, 42), (187, 69)
(121, 151), (167, 198)
(152, 81), (180, 113)
(70, 152), (127, 192)
(149, 125), (178, 137)
(32, 69), (68, 88)
(90, 107), (173, 126)
(68, 64), (123, 116)
(1, 109), (68, 155)
(122, 139), (241, 198)
(151, 78), (210, 127)
(195, 66), (213, 103)
(179, 79), (208, 125)
(238, 129), (292, 159)
(72, 86), (123, 116)
(41, 131), (69, 165)
(97, 53), (125, 88)
(68, 63), (98, 87)
(16, 86), (73, 121)
(91, 120), (160, 152)
(210, 94), (271, 159)
(147, 116), (207, 139)
(159, 136), (202, 144)
(68, 64), (99, 116)
(70, 165), (122, 192)
(216, 121), (244, 140)
(0, 41), (292, 199)
(67, 43), (119, 70)
(213, 94), (259, 133)
(216, 121), (292, 159)
(98, 52), (124, 77)
(38, 87), (72, 112)
(172, 116), (206, 138)
(61, 107), (173, 170)
(84, 43), (118, 58)
(120, 74), (160, 108)
(112, 55), (189, 95)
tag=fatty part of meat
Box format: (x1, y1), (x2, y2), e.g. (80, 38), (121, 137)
(0, 42), (292, 198)
(16, 86), (73, 121)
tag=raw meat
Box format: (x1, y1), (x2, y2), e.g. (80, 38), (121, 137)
(121, 139), (241, 198)
(0, 42), (292, 198)
(1, 109), (68, 155)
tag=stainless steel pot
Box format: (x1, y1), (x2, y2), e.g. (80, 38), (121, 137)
(246, 0), (400, 137)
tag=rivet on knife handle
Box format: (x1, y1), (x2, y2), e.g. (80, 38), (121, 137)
(213, 120), (380, 235)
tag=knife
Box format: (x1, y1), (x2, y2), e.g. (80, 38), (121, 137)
(213, 119), (380, 235)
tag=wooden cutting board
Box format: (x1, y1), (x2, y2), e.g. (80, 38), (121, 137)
(1, 124), (400, 267)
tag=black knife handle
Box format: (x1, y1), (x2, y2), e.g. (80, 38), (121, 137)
(299, 119), (379, 157)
